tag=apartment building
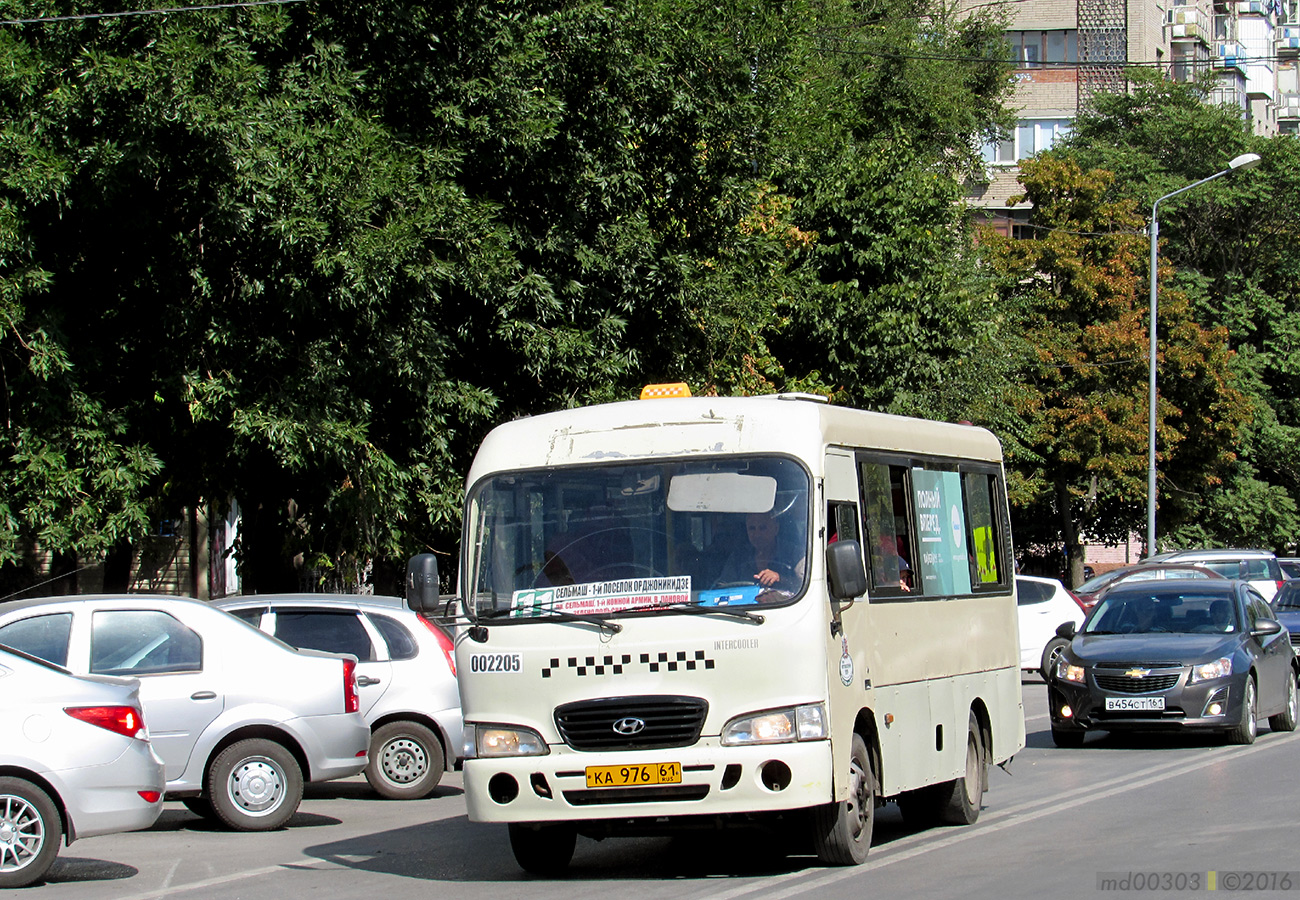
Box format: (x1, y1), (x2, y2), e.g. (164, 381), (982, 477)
(969, 0), (1298, 236)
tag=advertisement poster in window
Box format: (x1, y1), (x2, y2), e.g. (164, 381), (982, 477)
(912, 469), (972, 596)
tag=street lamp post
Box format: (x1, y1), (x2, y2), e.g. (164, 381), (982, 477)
(1146, 152), (1261, 556)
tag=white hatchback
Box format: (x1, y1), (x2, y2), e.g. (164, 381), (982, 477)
(1016, 575), (1086, 679)
(0, 595), (369, 832)
(0, 645), (164, 888)
(215, 593), (463, 799)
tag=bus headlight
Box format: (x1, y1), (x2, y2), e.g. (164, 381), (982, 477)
(722, 703), (827, 745)
(472, 724), (549, 758)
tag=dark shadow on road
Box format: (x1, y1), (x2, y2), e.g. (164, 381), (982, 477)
(302, 805), (943, 883)
(303, 780), (464, 802)
(43, 857), (138, 884)
(148, 807), (344, 833)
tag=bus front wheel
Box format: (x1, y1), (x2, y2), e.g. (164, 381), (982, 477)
(509, 822), (577, 875)
(811, 732), (876, 865)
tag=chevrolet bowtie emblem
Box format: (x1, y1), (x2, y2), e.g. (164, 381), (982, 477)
(1125, 668), (1150, 678)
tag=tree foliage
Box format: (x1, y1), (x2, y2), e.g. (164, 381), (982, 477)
(0, 0), (1014, 592)
(984, 155), (1250, 584)
(1056, 70), (1300, 552)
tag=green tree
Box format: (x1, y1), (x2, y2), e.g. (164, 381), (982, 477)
(984, 156), (1250, 584)
(770, 0), (1017, 423)
(1056, 70), (1300, 551)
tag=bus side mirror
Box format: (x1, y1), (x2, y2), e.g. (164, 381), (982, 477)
(406, 553), (441, 614)
(827, 540), (868, 601)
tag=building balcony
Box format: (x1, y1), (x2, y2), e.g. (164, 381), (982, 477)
(1235, 0), (1278, 22)
(1216, 41), (1247, 70)
(1167, 7), (1207, 41)
(1279, 25), (1300, 52)
(1279, 92), (1300, 119)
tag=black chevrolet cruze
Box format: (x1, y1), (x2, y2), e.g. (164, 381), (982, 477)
(1047, 579), (1298, 747)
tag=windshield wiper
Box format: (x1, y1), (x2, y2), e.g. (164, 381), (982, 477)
(639, 603), (765, 625)
(479, 607), (623, 635)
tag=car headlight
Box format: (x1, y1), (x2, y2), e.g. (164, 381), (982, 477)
(1190, 657), (1233, 683)
(470, 724), (549, 758)
(1055, 657), (1085, 684)
(722, 703), (827, 746)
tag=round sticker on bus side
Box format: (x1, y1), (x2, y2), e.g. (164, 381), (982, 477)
(839, 637), (853, 686)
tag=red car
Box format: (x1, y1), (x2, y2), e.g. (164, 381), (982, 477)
(1073, 563), (1224, 610)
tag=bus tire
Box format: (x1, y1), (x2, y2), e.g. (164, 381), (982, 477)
(934, 711), (985, 825)
(509, 822), (577, 875)
(811, 732), (875, 865)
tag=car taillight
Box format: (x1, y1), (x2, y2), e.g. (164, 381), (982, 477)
(417, 614), (456, 677)
(342, 658), (359, 713)
(65, 705), (148, 741)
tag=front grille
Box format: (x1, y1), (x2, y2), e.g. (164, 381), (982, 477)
(1095, 673), (1181, 694)
(1290, 633), (1300, 649)
(555, 695), (708, 751)
(1094, 661), (1181, 669)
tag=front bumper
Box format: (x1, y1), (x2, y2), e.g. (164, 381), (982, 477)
(1048, 668), (1239, 734)
(464, 738), (834, 825)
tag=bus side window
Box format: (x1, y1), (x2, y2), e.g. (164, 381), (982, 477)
(962, 472), (1004, 587)
(859, 461), (913, 596)
(827, 502), (859, 544)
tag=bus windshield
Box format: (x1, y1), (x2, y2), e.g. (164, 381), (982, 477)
(464, 456), (811, 621)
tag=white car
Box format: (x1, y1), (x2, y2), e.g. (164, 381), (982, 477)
(0, 645), (164, 888)
(1016, 575), (1085, 679)
(0, 595), (370, 832)
(1142, 549), (1286, 601)
(215, 593), (463, 799)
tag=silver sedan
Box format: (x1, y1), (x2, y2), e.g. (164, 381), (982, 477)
(0, 645), (165, 887)
(0, 595), (370, 832)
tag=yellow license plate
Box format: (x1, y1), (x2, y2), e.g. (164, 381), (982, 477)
(585, 762), (682, 789)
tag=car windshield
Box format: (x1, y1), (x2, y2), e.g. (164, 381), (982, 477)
(1076, 569), (1126, 594)
(464, 456), (810, 622)
(1084, 590), (1238, 635)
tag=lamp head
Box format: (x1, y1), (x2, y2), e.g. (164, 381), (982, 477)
(1229, 152), (1262, 171)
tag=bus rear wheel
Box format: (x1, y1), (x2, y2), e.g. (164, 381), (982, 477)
(508, 822), (576, 875)
(811, 732), (875, 865)
(936, 711), (986, 825)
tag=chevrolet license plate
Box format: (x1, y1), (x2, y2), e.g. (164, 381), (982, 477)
(1105, 696), (1165, 711)
(585, 762), (682, 789)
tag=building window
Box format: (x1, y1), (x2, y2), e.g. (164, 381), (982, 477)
(981, 118), (1073, 165)
(1006, 30), (1079, 67)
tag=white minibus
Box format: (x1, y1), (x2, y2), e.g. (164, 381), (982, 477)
(411, 388), (1024, 873)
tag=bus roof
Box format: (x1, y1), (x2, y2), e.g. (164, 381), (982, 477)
(466, 395), (1003, 485)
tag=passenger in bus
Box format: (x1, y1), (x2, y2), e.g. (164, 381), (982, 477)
(715, 511), (805, 590)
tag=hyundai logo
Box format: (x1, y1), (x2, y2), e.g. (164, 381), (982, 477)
(612, 717), (646, 736)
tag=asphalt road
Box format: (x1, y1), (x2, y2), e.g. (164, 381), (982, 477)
(26, 678), (1300, 899)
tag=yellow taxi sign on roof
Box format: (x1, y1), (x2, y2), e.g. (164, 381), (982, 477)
(640, 382), (692, 400)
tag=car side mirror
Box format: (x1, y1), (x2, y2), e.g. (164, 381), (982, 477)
(827, 539), (868, 601)
(1252, 618), (1282, 637)
(405, 553), (441, 615)
(1056, 621), (1077, 640)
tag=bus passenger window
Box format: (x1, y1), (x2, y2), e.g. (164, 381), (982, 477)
(859, 462), (912, 596)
